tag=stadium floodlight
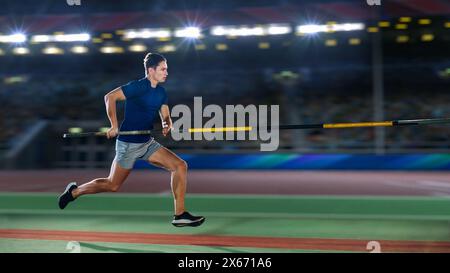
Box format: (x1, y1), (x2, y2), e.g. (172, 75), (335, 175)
(174, 27), (202, 38)
(124, 29), (171, 39)
(325, 39), (338, 46)
(421, 34), (434, 42)
(159, 44), (176, 53)
(32, 35), (51, 42)
(54, 33), (90, 42)
(42, 46), (64, 55)
(212, 24), (292, 36)
(211, 25), (265, 36)
(100, 46), (124, 54)
(297, 24), (328, 34)
(125, 31), (138, 39)
(378, 21), (391, 28)
(258, 42), (270, 49)
(399, 17), (412, 23)
(266, 24), (292, 35)
(229, 26), (265, 36)
(129, 44), (147, 52)
(216, 43), (228, 50)
(349, 38), (361, 45)
(71, 45), (89, 54)
(418, 19), (431, 25)
(12, 47), (30, 55)
(0, 33), (27, 43)
(396, 35), (409, 43)
(211, 26), (227, 36)
(32, 33), (90, 43)
(332, 23), (365, 32)
(296, 23), (365, 34)
(195, 44), (206, 50)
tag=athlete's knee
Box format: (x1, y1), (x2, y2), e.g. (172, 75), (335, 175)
(175, 159), (188, 172)
(95, 177), (110, 184)
(106, 178), (122, 192)
(101, 177), (120, 192)
(108, 183), (121, 192)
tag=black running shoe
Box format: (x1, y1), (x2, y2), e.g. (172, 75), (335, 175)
(58, 182), (77, 209)
(172, 211), (205, 227)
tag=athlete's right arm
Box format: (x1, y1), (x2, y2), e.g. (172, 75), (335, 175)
(104, 87), (126, 139)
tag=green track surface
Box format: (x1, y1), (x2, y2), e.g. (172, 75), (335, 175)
(1, 192), (450, 253)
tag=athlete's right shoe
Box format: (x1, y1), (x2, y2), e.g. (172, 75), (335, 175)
(58, 182), (77, 209)
(172, 211), (205, 227)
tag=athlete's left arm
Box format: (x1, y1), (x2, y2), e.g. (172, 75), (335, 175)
(159, 105), (172, 137)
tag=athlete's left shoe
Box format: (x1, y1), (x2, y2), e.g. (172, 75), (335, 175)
(172, 211), (205, 227)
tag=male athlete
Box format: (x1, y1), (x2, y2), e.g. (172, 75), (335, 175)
(58, 53), (205, 227)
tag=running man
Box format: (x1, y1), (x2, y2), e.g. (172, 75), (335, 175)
(58, 53), (205, 227)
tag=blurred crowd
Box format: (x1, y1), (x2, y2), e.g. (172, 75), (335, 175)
(1, 69), (449, 152)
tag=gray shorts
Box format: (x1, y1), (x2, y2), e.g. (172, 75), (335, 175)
(115, 138), (162, 169)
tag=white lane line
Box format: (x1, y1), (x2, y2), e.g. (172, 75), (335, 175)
(1, 209), (450, 221)
(431, 191), (450, 197)
(382, 180), (450, 195)
(418, 180), (450, 189)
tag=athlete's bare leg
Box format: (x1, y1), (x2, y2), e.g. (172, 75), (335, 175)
(71, 159), (131, 198)
(147, 147), (187, 215)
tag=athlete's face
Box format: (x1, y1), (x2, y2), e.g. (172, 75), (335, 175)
(149, 61), (168, 83)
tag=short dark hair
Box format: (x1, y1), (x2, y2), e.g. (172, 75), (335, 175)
(144, 52), (166, 72)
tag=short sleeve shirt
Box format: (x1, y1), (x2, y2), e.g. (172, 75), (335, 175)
(118, 77), (168, 143)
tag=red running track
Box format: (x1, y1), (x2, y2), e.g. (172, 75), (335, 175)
(1, 229), (450, 252)
(1, 170), (450, 196)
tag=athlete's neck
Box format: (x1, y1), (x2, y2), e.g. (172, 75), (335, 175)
(147, 76), (158, 88)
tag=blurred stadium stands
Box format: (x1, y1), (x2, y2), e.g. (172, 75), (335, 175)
(0, 0), (449, 168)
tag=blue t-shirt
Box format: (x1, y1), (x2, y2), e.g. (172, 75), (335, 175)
(118, 77), (168, 143)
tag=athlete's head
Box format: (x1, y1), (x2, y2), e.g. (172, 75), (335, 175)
(144, 52), (168, 83)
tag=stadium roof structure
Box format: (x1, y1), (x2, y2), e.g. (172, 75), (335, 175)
(0, 0), (449, 33)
